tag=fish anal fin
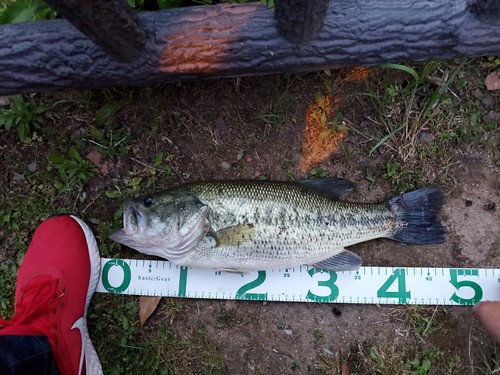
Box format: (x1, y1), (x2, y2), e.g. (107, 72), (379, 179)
(298, 178), (355, 200)
(213, 223), (255, 247)
(311, 249), (362, 271)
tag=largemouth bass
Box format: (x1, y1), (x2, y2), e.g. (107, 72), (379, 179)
(110, 178), (445, 272)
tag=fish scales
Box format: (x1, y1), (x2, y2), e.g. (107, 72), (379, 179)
(175, 181), (396, 270)
(187, 180), (394, 240)
(110, 179), (445, 272)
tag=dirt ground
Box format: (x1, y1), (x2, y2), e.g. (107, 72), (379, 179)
(1, 64), (499, 374)
(105, 71), (498, 373)
(134, 82), (499, 374)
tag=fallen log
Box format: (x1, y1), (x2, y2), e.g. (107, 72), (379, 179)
(0, 0), (499, 95)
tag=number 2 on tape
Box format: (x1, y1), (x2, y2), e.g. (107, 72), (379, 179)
(236, 271), (268, 300)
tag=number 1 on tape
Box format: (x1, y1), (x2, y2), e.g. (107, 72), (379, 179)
(96, 258), (500, 306)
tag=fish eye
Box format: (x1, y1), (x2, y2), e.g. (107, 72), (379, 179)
(143, 195), (154, 207)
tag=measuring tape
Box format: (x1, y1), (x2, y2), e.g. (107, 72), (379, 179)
(96, 258), (500, 306)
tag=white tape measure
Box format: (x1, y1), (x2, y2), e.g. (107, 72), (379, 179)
(96, 258), (500, 306)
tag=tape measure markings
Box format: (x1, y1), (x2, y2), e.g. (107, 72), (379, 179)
(96, 258), (499, 306)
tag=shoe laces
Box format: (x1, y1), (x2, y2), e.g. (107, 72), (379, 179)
(0, 276), (63, 341)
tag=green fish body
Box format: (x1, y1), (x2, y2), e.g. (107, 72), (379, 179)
(110, 179), (445, 272)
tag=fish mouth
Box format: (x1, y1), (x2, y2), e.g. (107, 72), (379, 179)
(109, 199), (145, 243)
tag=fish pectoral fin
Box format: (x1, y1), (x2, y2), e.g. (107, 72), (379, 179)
(211, 223), (255, 247)
(311, 250), (362, 271)
(297, 178), (355, 200)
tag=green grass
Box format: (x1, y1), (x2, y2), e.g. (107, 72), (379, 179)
(0, 95), (46, 142)
(256, 74), (299, 131)
(312, 328), (325, 341)
(316, 304), (498, 374)
(339, 58), (499, 193)
(89, 295), (225, 374)
(216, 308), (239, 328)
(0, 58), (498, 373)
(316, 338), (462, 375)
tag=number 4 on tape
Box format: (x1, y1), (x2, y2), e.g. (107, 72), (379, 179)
(377, 268), (411, 304)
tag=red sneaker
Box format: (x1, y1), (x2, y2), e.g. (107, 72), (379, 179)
(0, 215), (103, 375)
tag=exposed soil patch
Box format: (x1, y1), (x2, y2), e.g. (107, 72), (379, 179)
(1, 62), (499, 374)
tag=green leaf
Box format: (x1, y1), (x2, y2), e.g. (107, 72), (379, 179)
(105, 190), (122, 199)
(17, 123), (29, 141)
(32, 106), (46, 114)
(157, 0), (183, 9)
(153, 152), (165, 168)
(48, 155), (64, 164)
(68, 146), (82, 162)
(422, 61), (465, 118)
(422, 359), (431, 370)
(381, 63), (420, 82)
(3, 117), (14, 130)
(1, 3), (36, 24)
(95, 103), (121, 126)
(314, 91), (325, 105)
(369, 123), (406, 156)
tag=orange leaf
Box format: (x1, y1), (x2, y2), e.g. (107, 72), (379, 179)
(344, 66), (371, 82)
(139, 296), (161, 326)
(485, 71), (500, 90)
(299, 95), (348, 172)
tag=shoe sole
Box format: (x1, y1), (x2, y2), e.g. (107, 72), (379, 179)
(70, 215), (103, 375)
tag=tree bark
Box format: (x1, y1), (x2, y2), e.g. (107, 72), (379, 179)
(44, 0), (147, 62)
(274, 0), (330, 44)
(0, 0), (499, 95)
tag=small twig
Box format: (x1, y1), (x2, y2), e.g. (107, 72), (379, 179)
(72, 186), (83, 211)
(84, 138), (109, 150)
(169, 163), (186, 183)
(82, 191), (103, 214)
(468, 324), (474, 375)
(422, 305), (438, 336)
(113, 135), (127, 148)
(130, 156), (153, 169)
(343, 117), (373, 141)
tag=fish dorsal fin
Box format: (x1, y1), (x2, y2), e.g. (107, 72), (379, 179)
(297, 178), (355, 200)
(211, 224), (256, 247)
(311, 250), (362, 271)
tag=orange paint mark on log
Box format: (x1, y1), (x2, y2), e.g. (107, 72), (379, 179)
(299, 94), (348, 172)
(160, 32), (229, 74)
(158, 4), (259, 74)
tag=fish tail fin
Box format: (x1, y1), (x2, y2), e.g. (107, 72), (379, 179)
(389, 187), (445, 244)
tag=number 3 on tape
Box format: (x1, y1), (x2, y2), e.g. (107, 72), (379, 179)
(306, 269), (339, 302)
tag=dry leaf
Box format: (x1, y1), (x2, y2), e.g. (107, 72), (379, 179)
(139, 296), (161, 326)
(425, 75), (445, 86)
(485, 71), (500, 90)
(344, 66), (371, 82)
(299, 94), (348, 172)
(341, 363), (350, 375)
(85, 148), (110, 176)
